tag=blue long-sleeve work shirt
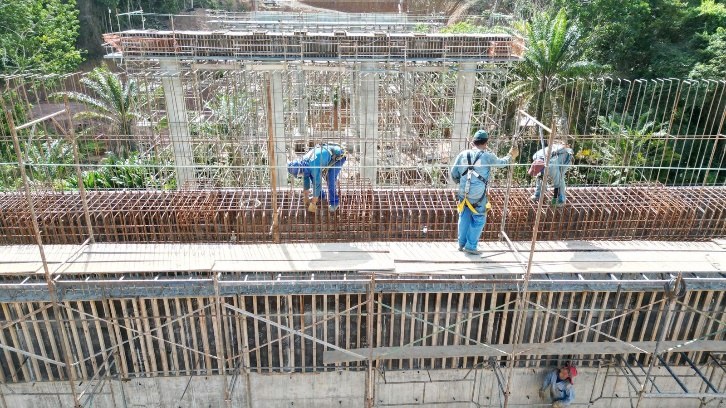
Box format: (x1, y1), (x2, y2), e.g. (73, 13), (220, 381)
(542, 371), (575, 405)
(450, 148), (512, 209)
(300, 144), (346, 198)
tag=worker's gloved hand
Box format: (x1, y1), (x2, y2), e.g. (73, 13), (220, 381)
(303, 195), (310, 207)
(308, 202), (317, 213)
(538, 388), (546, 400)
(552, 401), (566, 408)
(509, 145), (519, 160)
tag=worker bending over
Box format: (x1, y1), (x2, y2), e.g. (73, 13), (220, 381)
(450, 130), (518, 255)
(529, 141), (574, 207)
(288, 143), (347, 213)
(539, 363), (577, 407)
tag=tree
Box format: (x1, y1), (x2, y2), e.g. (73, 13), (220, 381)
(0, 0), (82, 74)
(507, 9), (595, 121)
(554, 0), (726, 79)
(53, 67), (139, 156)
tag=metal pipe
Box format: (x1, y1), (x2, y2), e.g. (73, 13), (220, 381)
(636, 274), (682, 407)
(1, 98), (82, 407)
(680, 352), (719, 393)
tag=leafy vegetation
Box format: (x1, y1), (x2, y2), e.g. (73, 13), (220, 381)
(576, 114), (680, 185)
(52, 67), (140, 157)
(0, 0), (82, 74)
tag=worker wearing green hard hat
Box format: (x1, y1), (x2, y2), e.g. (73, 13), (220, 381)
(450, 129), (518, 255)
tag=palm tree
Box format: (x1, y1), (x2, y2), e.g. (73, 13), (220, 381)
(54, 67), (139, 156)
(507, 9), (594, 123)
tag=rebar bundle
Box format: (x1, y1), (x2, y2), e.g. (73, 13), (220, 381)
(1, 186), (723, 245)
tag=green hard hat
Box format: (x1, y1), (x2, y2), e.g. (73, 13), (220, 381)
(473, 130), (489, 142)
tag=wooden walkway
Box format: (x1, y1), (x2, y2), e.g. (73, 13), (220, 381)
(2, 239), (724, 277)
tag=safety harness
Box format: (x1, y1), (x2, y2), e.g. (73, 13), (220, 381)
(457, 150), (491, 215)
(320, 143), (347, 179)
(304, 143), (347, 178)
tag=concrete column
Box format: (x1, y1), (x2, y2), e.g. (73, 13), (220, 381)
(270, 71), (289, 188)
(400, 71), (413, 140)
(160, 60), (195, 189)
(349, 66), (360, 146)
(296, 69), (308, 143)
(451, 62), (477, 160)
(359, 62), (379, 185)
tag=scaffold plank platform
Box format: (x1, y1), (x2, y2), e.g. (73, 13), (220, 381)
(1, 240), (725, 300)
(323, 340), (726, 363)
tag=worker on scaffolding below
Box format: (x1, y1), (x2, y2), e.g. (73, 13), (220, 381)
(287, 143), (347, 213)
(539, 363), (577, 407)
(450, 130), (518, 255)
(529, 140), (574, 207)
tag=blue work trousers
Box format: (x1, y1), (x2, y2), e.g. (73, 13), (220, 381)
(533, 161), (569, 203)
(457, 205), (487, 251)
(325, 157), (346, 207)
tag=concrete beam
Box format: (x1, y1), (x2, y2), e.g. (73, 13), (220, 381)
(159, 60), (196, 189)
(323, 341), (726, 364)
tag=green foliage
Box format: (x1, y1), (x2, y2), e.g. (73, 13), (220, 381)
(507, 9), (597, 119)
(440, 22), (489, 34)
(554, 0), (726, 78)
(577, 113), (680, 185)
(67, 153), (176, 190)
(690, 27), (726, 79)
(0, 0), (82, 74)
(52, 67), (140, 156)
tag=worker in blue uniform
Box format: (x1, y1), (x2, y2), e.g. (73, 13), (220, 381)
(287, 143), (347, 213)
(528, 141), (574, 207)
(450, 130), (518, 255)
(539, 363), (577, 407)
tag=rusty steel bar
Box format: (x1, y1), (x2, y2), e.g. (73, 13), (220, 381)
(0, 186), (724, 244)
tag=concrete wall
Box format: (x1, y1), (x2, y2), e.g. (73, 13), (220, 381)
(1, 366), (723, 408)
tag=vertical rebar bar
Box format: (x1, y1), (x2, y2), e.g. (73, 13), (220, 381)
(2, 98), (82, 407)
(265, 74), (281, 243)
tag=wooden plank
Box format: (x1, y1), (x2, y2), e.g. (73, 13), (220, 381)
(398, 293), (406, 370)
(133, 299), (154, 376)
(214, 258), (394, 273)
(285, 295), (295, 371)
(406, 293), (415, 370)
(151, 300), (168, 375)
(186, 298), (202, 375)
(162, 299), (179, 373)
(323, 340), (726, 364)
(106, 300), (128, 378)
(88, 301), (109, 378)
(75, 301), (98, 379)
(276, 295), (284, 371)
(392, 260), (721, 275)
(175, 298), (191, 375)
(12, 303), (41, 381)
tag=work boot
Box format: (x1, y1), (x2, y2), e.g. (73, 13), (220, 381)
(329, 204), (339, 212)
(463, 247), (482, 255)
(551, 197), (566, 208)
(458, 246), (464, 252)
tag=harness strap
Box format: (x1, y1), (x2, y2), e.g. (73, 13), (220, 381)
(457, 150), (490, 215)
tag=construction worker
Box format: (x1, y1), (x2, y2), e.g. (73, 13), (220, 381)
(539, 363), (577, 407)
(287, 143), (347, 213)
(450, 130), (518, 255)
(529, 140), (574, 207)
